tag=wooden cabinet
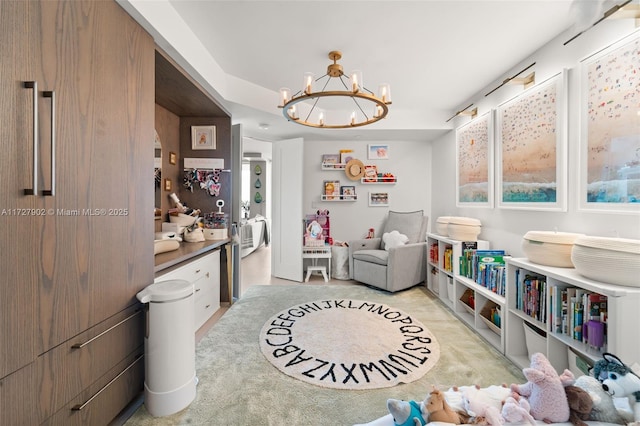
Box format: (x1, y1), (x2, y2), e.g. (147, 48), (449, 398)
(0, 0), (154, 424)
(155, 250), (222, 332)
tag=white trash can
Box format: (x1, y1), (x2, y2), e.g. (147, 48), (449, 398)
(136, 279), (196, 417)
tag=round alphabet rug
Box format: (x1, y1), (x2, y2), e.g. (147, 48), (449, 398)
(259, 299), (440, 390)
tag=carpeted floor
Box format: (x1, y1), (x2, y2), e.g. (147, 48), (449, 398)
(125, 284), (525, 426)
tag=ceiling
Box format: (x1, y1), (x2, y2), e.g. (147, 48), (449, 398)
(167, 0), (592, 143)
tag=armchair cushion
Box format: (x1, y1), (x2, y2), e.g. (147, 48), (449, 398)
(352, 249), (388, 266)
(381, 210), (424, 249)
(382, 231), (409, 251)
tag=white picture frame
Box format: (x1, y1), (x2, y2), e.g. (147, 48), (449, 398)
(191, 125), (217, 150)
(456, 110), (494, 208)
(578, 29), (640, 214)
(368, 191), (389, 207)
(496, 70), (568, 211)
(367, 144), (389, 160)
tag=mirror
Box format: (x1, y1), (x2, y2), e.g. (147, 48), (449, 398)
(154, 130), (162, 218)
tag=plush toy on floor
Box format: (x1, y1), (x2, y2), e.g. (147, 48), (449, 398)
(386, 398), (427, 426)
(500, 393), (536, 426)
(426, 388), (462, 424)
(462, 385), (505, 425)
(592, 352), (640, 422)
(574, 375), (634, 424)
(510, 352), (575, 423)
(564, 385), (593, 426)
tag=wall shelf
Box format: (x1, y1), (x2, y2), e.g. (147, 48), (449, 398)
(320, 195), (357, 202)
(360, 178), (397, 184)
(322, 163), (346, 170)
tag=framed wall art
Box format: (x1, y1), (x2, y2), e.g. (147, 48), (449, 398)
(191, 125), (216, 150)
(368, 191), (389, 207)
(579, 29), (640, 214)
(496, 70), (568, 211)
(169, 151), (177, 165)
(367, 144), (389, 160)
(456, 110), (494, 208)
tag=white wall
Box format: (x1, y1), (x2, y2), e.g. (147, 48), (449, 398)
(303, 140), (432, 242)
(432, 20), (640, 257)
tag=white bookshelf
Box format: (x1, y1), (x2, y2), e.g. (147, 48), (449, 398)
(426, 233), (505, 352)
(505, 258), (640, 372)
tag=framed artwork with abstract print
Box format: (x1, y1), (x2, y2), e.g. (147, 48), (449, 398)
(496, 70), (568, 211)
(579, 29), (640, 214)
(456, 110), (494, 208)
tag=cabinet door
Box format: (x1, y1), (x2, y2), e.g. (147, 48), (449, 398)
(0, 0), (40, 379)
(36, 0), (155, 353)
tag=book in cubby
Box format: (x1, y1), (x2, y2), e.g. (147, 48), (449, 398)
(550, 286), (608, 351)
(443, 246), (453, 273)
(460, 249), (507, 297)
(514, 269), (547, 324)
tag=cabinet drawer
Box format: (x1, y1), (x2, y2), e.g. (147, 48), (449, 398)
(37, 305), (144, 421)
(43, 350), (144, 426)
(156, 252), (218, 284)
(0, 362), (38, 425)
(195, 285), (220, 331)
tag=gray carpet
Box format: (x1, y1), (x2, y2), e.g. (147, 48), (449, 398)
(125, 284), (524, 426)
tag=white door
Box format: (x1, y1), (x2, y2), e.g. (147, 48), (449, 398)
(271, 137), (303, 282)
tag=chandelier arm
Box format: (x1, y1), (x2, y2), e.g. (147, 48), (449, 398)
(303, 74), (332, 123)
(351, 96), (370, 121)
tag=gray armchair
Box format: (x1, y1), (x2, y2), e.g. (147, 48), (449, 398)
(348, 211), (429, 292)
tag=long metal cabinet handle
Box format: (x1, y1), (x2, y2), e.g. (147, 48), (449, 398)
(23, 81), (38, 196)
(71, 309), (141, 349)
(42, 90), (56, 196)
(71, 354), (143, 411)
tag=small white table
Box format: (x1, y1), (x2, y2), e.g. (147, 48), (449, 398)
(302, 246), (332, 282)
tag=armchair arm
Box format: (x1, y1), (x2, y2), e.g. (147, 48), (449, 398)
(348, 238), (382, 279)
(387, 242), (428, 286)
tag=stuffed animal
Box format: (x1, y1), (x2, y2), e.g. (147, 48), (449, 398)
(574, 374), (633, 424)
(500, 394), (536, 426)
(565, 385), (593, 426)
(387, 399), (427, 426)
(461, 386), (504, 425)
(592, 352), (640, 422)
(426, 388), (462, 424)
(510, 352), (574, 423)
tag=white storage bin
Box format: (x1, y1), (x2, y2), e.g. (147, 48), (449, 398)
(522, 231), (585, 268)
(523, 321), (546, 359)
(447, 217), (481, 241)
(571, 236), (640, 287)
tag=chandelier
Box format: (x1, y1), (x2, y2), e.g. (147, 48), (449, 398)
(278, 51), (392, 129)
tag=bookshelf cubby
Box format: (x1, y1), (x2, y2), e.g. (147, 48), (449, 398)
(505, 258), (640, 373)
(426, 233), (504, 352)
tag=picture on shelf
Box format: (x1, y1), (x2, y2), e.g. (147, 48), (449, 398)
(322, 154), (340, 166)
(368, 191), (389, 206)
(340, 186), (356, 199)
(363, 165), (378, 182)
(323, 180), (340, 200)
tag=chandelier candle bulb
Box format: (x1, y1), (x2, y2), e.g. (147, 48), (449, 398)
(350, 111), (356, 125)
(319, 112), (324, 126)
(379, 83), (391, 104)
(351, 70), (362, 93)
(303, 72), (314, 94)
(279, 87), (290, 106)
